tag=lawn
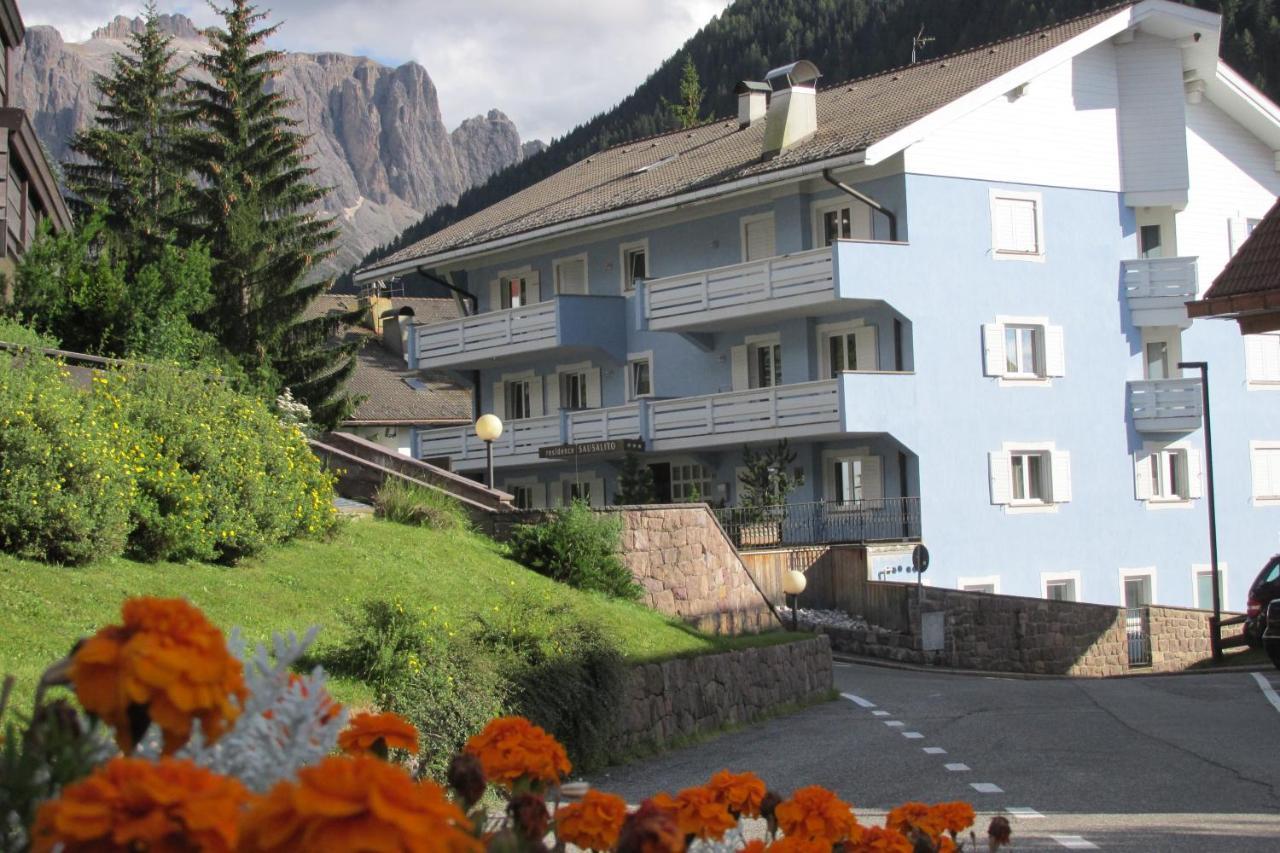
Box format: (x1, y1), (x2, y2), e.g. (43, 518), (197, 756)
(0, 518), (801, 709)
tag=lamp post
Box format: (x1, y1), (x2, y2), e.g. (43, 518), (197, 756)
(782, 569), (807, 632)
(474, 414), (503, 489)
(1178, 360), (1222, 661)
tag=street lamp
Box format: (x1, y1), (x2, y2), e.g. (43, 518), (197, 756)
(474, 414), (503, 489)
(782, 569), (807, 632)
(1178, 360), (1222, 661)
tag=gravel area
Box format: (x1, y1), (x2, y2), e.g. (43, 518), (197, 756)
(776, 606), (895, 633)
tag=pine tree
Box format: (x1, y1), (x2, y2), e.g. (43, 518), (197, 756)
(614, 452), (656, 505)
(663, 57), (706, 129)
(64, 2), (194, 270)
(184, 0), (356, 425)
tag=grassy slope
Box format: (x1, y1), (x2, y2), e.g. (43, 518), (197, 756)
(0, 518), (798, 708)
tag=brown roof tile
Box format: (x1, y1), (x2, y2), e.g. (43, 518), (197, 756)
(1201, 198), (1280, 301)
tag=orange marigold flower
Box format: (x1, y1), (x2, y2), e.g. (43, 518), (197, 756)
(464, 716), (571, 789)
(650, 786), (735, 840)
(616, 800), (684, 853)
(338, 710), (419, 755)
(706, 770), (767, 818)
(556, 790), (629, 851)
(31, 757), (249, 853)
(238, 754), (480, 853)
(775, 786), (857, 843)
(741, 841), (768, 853)
(933, 801), (976, 835)
(846, 825), (914, 853)
(886, 802), (946, 839)
(69, 596), (247, 754)
(765, 836), (833, 853)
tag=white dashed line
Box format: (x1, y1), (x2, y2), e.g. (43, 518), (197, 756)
(970, 782), (1004, 794)
(1050, 835), (1098, 850)
(872, 710), (891, 717)
(944, 763), (970, 772)
(840, 692), (876, 708)
(1005, 807), (1044, 819)
(901, 732), (924, 739)
(884, 720), (905, 727)
(922, 747), (947, 754)
(1251, 672), (1280, 714)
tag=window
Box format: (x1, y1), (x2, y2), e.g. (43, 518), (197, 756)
(1045, 578), (1077, 602)
(560, 371), (589, 410)
(620, 241), (648, 292)
(1247, 217), (1262, 236)
(553, 255), (588, 295)
(1146, 448), (1191, 501)
(383, 427), (399, 438)
(628, 355), (653, 399)
(1146, 341), (1169, 380)
(500, 274), (533, 308)
(1122, 573), (1153, 608)
(982, 318), (1063, 381)
(813, 199), (872, 248)
(960, 578), (1000, 594)
(671, 463), (712, 502)
(827, 454), (883, 507)
(750, 341), (782, 388)
(1245, 333), (1280, 386)
(1193, 564), (1228, 610)
(989, 443), (1070, 510)
(822, 323), (878, 377)
(990, 191), (1043, 258)
(505, 380), (532, 420)
(563, 478), (602, 506)
(1139, 224), (1163, 259)
(511, 485), (534, 510)
(1251, 442), (1280, 503)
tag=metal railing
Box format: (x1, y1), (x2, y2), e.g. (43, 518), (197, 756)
(1126, 606), (1152, 667)
(713, 497), (921, 550)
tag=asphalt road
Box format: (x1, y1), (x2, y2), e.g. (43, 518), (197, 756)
(589, 664), (1280, 851)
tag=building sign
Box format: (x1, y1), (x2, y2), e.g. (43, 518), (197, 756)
(538, 439), (645, 459)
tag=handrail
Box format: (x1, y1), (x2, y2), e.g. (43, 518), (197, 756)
(644, 245), (832, 289)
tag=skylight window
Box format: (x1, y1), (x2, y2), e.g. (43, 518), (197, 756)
(402, 377), (429, 392)
(632, 153), (679, 175)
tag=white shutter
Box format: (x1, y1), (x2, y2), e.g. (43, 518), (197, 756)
(492, 381), (506, 419)
(993, 197), (1038, 253)
(590, 476), (606, 507)
(989, 451), (1012, 505)
(531, 482), (548, 509)
(861, 456), (884, 501)
(982, 324), (1007, 377)
(586, 367), (602, 408)
(1044, 325), (1066, 377)
(1133, 452), (1153, 501)
(744, 216), (776, 261)
(489, 279), (501, 312)
(731, 345), (749, 390)
(527, 270), (543, 302)
(528, 376), (544, 417)
(854, 326), (879, 372)
(1050, 450), (1072, 503)
(545, 373), (561, 412)
(1186, 448), (1204, 499)
(1228, 217), (1248, 255)
(1245, 333), (1280, 382)
(556, 259), (587, 295)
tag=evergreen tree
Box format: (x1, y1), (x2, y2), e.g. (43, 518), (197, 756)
(64, 3), (193, 271)
(614, 453), (656, 505)
(662, 57), (706, 129)
(184, 0), (356, 426)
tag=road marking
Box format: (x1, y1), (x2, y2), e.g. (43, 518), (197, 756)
(1006, 807), (1044, 819)
(841, 693), (876, 708)
(872, 710), (891, 717)
(884, 720), (905, 727)
(970, 782), (1003, 794)
(922, 747), (947, 754)
(1050, 835), (1098, 850)
(1251, 672), (1280, 714)
(901, 732), (924, 739)
(944, 763), (970, 772)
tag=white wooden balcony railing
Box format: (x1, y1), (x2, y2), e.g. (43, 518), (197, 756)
(642, 247), (837, 331)
(1129, 378), (1203, 433)
(418, 414), (562, 467)
(647, 380), (842, 450)
(1122, 257), (1198, 327)
(415, 301), (558, 369)
(565, 404), (643, 444)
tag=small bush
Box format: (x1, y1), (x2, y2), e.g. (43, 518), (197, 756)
(508, 502), (640, 600)
(374, 478), (469, 531)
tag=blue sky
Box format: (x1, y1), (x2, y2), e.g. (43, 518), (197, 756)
(25, 0), (734, 143)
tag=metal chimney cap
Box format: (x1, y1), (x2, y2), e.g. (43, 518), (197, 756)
(735, 80), (771, 94)
(764, 60), (821, 91)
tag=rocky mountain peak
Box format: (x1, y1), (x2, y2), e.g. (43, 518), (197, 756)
(90, 13), (204, 41)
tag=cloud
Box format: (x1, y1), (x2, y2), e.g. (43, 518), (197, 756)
(24, 0), (733, 142)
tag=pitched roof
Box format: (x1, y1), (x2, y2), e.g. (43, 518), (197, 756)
(1187, 198), (1280, 329)
(360, 2), (1131, 277)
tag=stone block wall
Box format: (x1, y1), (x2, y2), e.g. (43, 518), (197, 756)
(1146, 604), (1245, 671)
(616, 636), (833, 755)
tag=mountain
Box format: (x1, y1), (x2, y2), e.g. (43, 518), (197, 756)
(15, 14), (543, 280)
(361, 0), (1278, 275)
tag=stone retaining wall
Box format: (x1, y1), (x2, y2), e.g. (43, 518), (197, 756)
(615, 636), (833, 755)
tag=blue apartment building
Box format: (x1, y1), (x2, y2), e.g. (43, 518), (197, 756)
(356, 0), (1280, 610)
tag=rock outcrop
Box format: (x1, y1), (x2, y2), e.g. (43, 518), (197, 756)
(15, 14), (542, 279)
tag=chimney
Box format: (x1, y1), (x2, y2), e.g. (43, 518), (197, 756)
(735, 80), (770, 128)
(761, 61), (821, 158)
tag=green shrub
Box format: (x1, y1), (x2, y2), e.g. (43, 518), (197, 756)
(373, 478), (470, 531)
(508, 502), (640, 600)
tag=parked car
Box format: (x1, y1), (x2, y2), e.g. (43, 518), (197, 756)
(1265, 601), (1280, 670)
(1245, 554), (1280, 649)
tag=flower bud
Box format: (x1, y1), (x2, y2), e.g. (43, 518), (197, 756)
(447, 751), (486, 809)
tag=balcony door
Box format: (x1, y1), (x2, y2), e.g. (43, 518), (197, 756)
(813, 198), (873, 248)
(820, 322), (878, 377)
(824, 452), (883, 508)
(491, 269), (541, 310)
(741, 213), (776, 262)
(1141, 328), (1181, 380)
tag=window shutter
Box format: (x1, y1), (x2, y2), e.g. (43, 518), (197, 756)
(586, 367), (602, 408)
(1245, 333), (1280, 382)
(861, 456), (884, 501)
(492, 381), (506, 419)
(1050, 450), (1072, 503)
(590, 476), (606, 507)
(1010, 199), (1039, 253)
(528, 376), (544, 417)
(1227, 217), (1248, 255)
(527, 270), (543, 302)
(1133, 452), (1153, 501)
(531, 483), (548, 509)
(989, 451), (1012, 505)
(854, 326), (879, 372)
(731, 346), (749, 390)
(556, 259), (587, 295)
(982, 324), (1006, 377)
(489, 279), (501, 312)
(1044, 325), (1066, 377)
(545, 373), (561, 412)
(1187, 448), (1204, 499)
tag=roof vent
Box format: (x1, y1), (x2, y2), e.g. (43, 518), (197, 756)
(762, 60), (821, 158)
(632, 153), (679, 175)
(735, 80), (770, 128)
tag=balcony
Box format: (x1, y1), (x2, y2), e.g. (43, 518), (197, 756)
(411, 294), (625, 370)
(1122, 257), (1197, 327)
(640, 240), (909, 333)
(1128, 378), (1203, 433)
(418, 414), (563, 469)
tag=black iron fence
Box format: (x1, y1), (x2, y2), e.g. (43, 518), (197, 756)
(713, 497), (921, 550)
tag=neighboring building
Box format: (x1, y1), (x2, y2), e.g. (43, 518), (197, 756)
(357, 0), (1280, 610)
(0, 0), (72, 287)
(307, 295), (472, 456)
(1187, 197), (1280, 332)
